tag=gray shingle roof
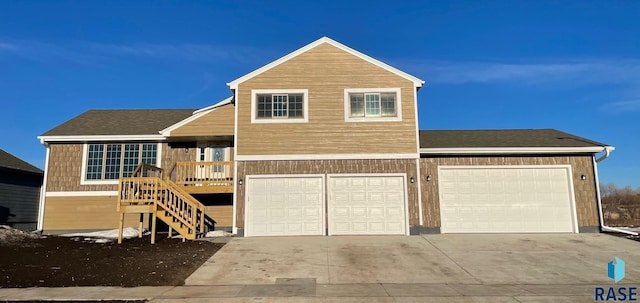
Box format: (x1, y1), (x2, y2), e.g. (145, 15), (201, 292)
(41, 109), (196, 136)
(0, 149), (43, 174)
(419, 129), (608, 149)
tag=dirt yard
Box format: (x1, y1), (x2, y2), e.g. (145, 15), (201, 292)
(0, 228), (224, 288)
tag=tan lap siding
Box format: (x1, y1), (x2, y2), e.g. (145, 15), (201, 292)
(236, 43), (418, 156)
(236, 159), (419, 228)
(419, 155), (599, 229)
(43, 196), (149, 231)
(169, 104), (235, 137)
(206, 206), (233, 227)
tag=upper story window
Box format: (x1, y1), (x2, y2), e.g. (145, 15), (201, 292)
(251, 89), (309, 123)
(344, 88), (402, 122)
(83, 143), (158, 183)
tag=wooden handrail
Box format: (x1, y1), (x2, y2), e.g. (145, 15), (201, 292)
(118, 176), (208, 240)
(131, 163), (164, 178)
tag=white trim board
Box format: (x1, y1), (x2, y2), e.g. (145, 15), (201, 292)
(39, 135), (165, 143)
(235, 153), (419, 161)
(37, 145), (51, 230)
(227, 37), (424, 90)
(420, 147), (609, 155)
(46, 191), (118, 197)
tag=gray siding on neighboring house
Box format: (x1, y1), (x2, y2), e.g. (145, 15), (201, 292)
(0, 169), (43, 231)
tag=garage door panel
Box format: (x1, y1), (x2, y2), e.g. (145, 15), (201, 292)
(329, 176), (406, 235)
(439, 167), (575, 233)
(247, 176), (324, 237)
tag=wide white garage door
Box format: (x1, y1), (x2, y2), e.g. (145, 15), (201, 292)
(328, 175), (406, 235)
(246, 176), (324, 237)
(439, 166), (576, 233)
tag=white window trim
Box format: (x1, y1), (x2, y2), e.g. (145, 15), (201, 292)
(251, 89), (309, 124)
(80, 142), (162, 185)
(344, 88), (402, 122)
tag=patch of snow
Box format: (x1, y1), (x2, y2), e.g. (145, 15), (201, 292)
(60, 227), (149, 243)
(0, 225), (40, 243)
(205, 230), (233, 237)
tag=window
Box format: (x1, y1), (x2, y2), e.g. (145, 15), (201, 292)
(344, 88), (402, 122)
(252, 89), (309, 123)
(84, 143), (158, 181)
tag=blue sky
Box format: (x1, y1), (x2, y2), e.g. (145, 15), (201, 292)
(1, 1), (638, 187)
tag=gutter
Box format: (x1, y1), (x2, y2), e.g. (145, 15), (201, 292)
(593, 146), (638, 236)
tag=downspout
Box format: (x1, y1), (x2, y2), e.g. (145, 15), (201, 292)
(593, 146), (638, 236)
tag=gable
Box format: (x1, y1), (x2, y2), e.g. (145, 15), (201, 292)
(227, 37), (424, 90)
(167, 103), (235, 137)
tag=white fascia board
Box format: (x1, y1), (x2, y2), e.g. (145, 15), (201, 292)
(38, 134), (166, 142)
(192, 96), (234, 115)
(236, 153), (419, 161)
(419, 146), (609, 155)
(226, 37), (424, 90)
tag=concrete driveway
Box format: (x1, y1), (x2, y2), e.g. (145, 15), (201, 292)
(183, 233), (640, 301)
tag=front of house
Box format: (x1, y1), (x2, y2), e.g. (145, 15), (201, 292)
(37, 37), (611, 237)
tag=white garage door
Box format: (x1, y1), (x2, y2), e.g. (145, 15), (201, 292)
(246, 176), (324, 237)
(439, 166), (576, 233)
(328, 175), (407, 235)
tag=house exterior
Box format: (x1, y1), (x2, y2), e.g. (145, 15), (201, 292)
(0, 149), (43, 231)
(37, 37), (613, 238)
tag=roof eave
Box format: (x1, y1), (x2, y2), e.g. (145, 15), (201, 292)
(226, 36), (424, 90)
(38, 134), (166, 143)
(419, 146), (612, 155)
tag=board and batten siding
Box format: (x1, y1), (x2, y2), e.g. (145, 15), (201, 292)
(0, 170), (42, 231)
(43, 195), (149, 232)
(419, 155), (600, 229)
(236, 159), (419, 228)
(236, 43), (418, 156)
(169, 104), (235, 137)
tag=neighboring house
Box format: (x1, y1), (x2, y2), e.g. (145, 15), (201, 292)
(37, 37), (613, 238)
(0, 149), (43, 231)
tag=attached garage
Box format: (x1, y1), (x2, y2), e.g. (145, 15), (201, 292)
(438, 166), (577, 233)
(244, 174), (409, 237)
(328, 175), (407, 235)
(245, 175), (324, 237)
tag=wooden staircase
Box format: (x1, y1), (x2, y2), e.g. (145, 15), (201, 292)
(117, 163), (214, 244)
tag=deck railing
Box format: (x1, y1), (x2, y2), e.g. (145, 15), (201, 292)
(170, 161), (234, 188)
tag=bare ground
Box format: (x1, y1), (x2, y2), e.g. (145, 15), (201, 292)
(0, 229), (223, 288)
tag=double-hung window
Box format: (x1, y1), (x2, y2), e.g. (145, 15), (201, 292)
(83, 143), (158, 182)
(252, 89), (308, 123)
(344, 88), (402, 122)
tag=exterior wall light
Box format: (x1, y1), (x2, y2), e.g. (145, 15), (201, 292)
(426, 175), (432, 182)
(238, 179), (243, 185)
(184, 148), (189, 153)
(410, 177), (415, 183)
(581, 175), (587, 181)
